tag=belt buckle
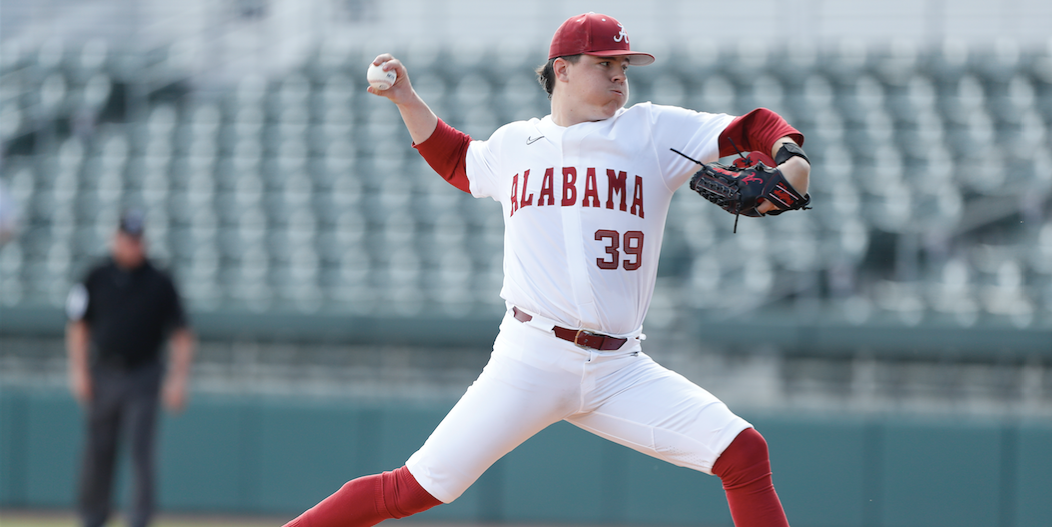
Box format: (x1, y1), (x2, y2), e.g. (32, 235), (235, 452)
(573, 329), (602, 350)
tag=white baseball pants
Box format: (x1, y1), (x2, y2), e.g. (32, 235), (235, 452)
(406, 307), (752, 503)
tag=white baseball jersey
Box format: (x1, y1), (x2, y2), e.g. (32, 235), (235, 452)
(405, 103), (753, 504)
(465, 102), (733, 336)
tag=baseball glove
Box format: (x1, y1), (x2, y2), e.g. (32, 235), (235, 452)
(674, 149), (811, 232)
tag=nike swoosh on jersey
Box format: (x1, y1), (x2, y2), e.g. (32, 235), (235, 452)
(527, 135), (544, 145)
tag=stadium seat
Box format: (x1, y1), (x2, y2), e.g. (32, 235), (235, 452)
(2, 41), (1049, 327)
(872, 279), (927, 326)
(927, 257), (981, 327)
(981, 260), (1036, 327)
(687, 255), (722, 309)
(693, 74), (736, 115)
(823, 218), (870, 265)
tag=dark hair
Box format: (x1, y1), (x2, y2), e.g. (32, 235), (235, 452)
(535, 55), (581, 99)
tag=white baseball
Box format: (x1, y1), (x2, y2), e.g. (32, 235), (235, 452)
(367, 62), (397, 91)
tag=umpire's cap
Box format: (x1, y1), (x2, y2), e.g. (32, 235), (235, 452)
(118, 208), (146, 238)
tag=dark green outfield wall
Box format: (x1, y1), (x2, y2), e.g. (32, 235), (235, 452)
(1, 387), (1050, 527)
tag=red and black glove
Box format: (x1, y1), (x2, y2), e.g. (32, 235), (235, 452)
(691, 152), (809, 215)
(687, 151), (810, 231)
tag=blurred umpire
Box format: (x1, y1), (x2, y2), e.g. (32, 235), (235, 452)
(65, 209), (195, 527)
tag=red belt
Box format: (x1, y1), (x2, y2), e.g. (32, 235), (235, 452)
(512, 307), (628, 351)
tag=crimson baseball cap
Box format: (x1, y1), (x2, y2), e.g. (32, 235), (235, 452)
(548, 12), (655, 66)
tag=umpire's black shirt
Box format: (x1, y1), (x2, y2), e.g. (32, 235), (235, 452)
(67, 258), (188, 369)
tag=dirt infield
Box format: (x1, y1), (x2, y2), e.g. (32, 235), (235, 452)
(0, 509), (573, 527)
(0, 510), (287, 527)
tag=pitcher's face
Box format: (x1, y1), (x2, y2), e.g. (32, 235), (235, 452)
(560, 55), (630, 121)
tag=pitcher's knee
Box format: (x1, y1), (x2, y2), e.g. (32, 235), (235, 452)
(712, 427), (771, 489)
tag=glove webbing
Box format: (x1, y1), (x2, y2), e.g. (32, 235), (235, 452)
(689, 164), (746, 232)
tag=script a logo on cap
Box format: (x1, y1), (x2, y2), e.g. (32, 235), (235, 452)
(613, 23), (628, 44)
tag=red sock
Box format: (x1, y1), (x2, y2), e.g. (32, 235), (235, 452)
(712, 427), (790, 527)
(282, 466), (442, 527)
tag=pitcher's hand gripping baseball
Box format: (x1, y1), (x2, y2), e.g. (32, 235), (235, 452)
(366, 54), (441, 146)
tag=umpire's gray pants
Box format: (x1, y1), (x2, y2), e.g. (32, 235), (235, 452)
(78, 361), (163, 527)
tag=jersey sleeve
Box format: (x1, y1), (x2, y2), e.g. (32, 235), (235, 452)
(412, 118), (506, 199)
(66, 283), (90, 322)
(412, 119), (473, 194)
(66, 266), (100, 322)
(649, 104), (735, 189)
(463, 126), (507, 200)
(164, 274), (189, 331)
(717, 107), (804, 158)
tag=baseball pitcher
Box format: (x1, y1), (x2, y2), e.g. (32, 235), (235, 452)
(284, 12), (810, 527)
